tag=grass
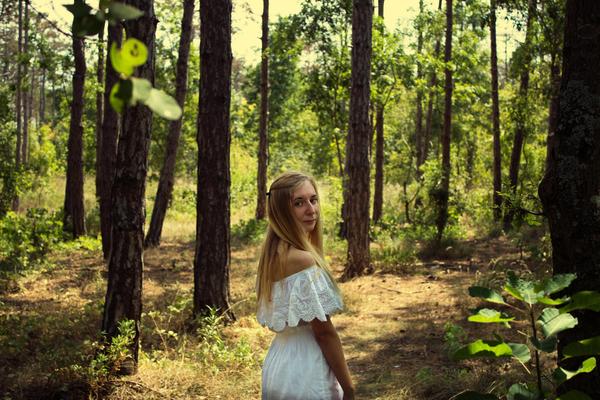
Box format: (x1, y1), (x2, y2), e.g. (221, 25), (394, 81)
(1, 175), (553, 399)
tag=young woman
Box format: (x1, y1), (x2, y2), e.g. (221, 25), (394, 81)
(256, 171), (355, 400)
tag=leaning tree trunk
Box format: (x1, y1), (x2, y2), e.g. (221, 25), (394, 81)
(101, 0), (157, 374)
(538, 1), (600, 396)
(342, 0), (373, 280)
(63, 36), (87, 238)
(503, 0), (537, 231)
(255, 0), (269, 221)
(490, 0), (502, 221)
(194, 0), (234, 321)
(435, 0), (453, 243)
(372, 0), (385, 225)
(145, 0), (195, 248)
(99, 25), (122, 259)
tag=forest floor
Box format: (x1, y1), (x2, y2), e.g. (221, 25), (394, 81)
(0, 232), (551, 400)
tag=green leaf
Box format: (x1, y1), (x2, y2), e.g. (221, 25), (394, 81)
(452, 339), (512, 361)
(107, 2), (145, 21)
(505, 271), (542, 305)
(560, 291), (600, 314)
(468, 308), (514, 324)
(468, 286), (507, 305)
(536, 274), (577, 295)
(109, 80), (133, 113)
(64, 0), (93, 18)
(556, 390), (592, 400)
(538, 296), (571, 306)
(508, 342), (531, 363)
(553, 357), (596, 386)
(538, 308), (578, 338)
(141, 89), (182, 120)
(454, 391), (499, 400)
(110, 43), (134, 76)
(531, 335), (557, 353)
(120, 38), (148, 67)
(563, 336), (600, 358)
(130, 77), (152, 103)
(507, 383), (539, 400)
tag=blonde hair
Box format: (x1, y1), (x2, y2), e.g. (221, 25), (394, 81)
(256, 171), (338, 303)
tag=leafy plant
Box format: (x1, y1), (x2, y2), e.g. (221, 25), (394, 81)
(64, 0), (182, 120)
(451, 272), (600, 400)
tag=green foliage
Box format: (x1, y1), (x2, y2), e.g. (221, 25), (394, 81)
(231, 218), (268, 246)
(451, 273), (600, 399)
(0, 209), (64, 277)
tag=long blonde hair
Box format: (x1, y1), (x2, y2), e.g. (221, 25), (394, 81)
(256, 171), (338, 303)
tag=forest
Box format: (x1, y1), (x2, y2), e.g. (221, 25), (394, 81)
(1, 0), (599, 399)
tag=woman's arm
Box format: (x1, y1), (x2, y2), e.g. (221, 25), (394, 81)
(311, 317), (355, 399)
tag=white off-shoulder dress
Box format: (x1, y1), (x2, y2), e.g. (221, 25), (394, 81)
(257, 265), (345, 400)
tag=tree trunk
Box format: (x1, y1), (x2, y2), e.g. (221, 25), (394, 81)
(503, 0), (537, 231)
(145, 0), (195, 248)
(422, 0), (443, 176)
(435, 0), (453, 243)
(101, 0), (157, 374)
(21, 0), (28, 165)
(39, 68), (46, 126)
(95, 31), (104, 209)
(63, 36), (87, 238)
(12, 0), (22, 212)
(538, 1), (600, 396)
(372, 0), (384, 225)
(342, 0), (373, 280)
(415, 0), (425, 178)
(99, 25), (122, 259)
(194, 0), (234, 321)
(490, 0), (502, 221)
(546, 50), (561, 170)
(255, 0), (269, 221)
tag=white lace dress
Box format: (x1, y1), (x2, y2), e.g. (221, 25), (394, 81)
(257, 265), (345, 400)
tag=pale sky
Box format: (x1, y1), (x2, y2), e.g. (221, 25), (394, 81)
(31, 1), (517, 65)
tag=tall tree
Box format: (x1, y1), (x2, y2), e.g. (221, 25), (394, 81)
(414, 0), (425, 178)
(12, 0), (22, 212)
(503, 0), (537, 231)
(490, 0), (502, 221)
(21, 0), (28, 165)
(435, 0), (453, 242)
(538, 1), (600, 396)
(63, 35), (86, 238)
(98, 25), (122, 259)
(372, 0), (384, 225)
(95, 30), (104, 213)
(145, 0), (195, 247)
(255, 0), (269, 221)
(342, 0), (373, 279)
(101, 0), (157, 373)
(194, 0), (234, 320)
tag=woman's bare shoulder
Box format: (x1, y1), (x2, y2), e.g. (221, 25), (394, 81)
(284, 247), (316, 278)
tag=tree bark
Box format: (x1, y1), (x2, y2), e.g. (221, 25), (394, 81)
(490, 0), (502, 221)
(145, 0), (195, 248)
(538, 1), (600, 396)
(414, 0), (425, 178)
(194, 0), (234, 321)
(21, 0), (28, 165)
(435, 0), (453, 242)
(12, 0), (22, 212)
(503, 0), (537, 231)
(255, 0), (269, 221)
(95, 31), (104, 211)
(63, 36), (87, 238)
(99, 25), (122, 259)
(342, 0), (373, 280)
(101, 0), (157, 374)
(372, 0), (384, 225)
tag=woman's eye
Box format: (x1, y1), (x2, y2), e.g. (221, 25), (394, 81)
(294, 201), (303, 207)
(310, 199), (318, 205)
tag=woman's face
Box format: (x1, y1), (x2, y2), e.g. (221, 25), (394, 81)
(291, 180), (319, 234)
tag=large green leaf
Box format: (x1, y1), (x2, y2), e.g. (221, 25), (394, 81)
(64, 0), (93, 18)
(559, 291), (600, 314)
(454, 391), (499, 400)
(563, 336), (600, 358)
(553, 357), (596, 385)
(468, 286), (507, 305)
(538, 308), (578, 338)
(536, 274), (577, 295)
(538, 295), (571, 306)
(505, 271), (542, 305)
(468, 308), (514, 324)
(507, 383), (539, 400)
(120, 38), (148, 67)
(452, 340), (512, 361)
(130, 77), (152, 103)
(110, 43), (134, 77)
(109, 80), (133, 113)
(108, 2), (144, 21)
(531, 335), (557, 353)
(142, 88), (182, 120)
(508, 342), (531, 363)
(556, 390), (593, 400)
